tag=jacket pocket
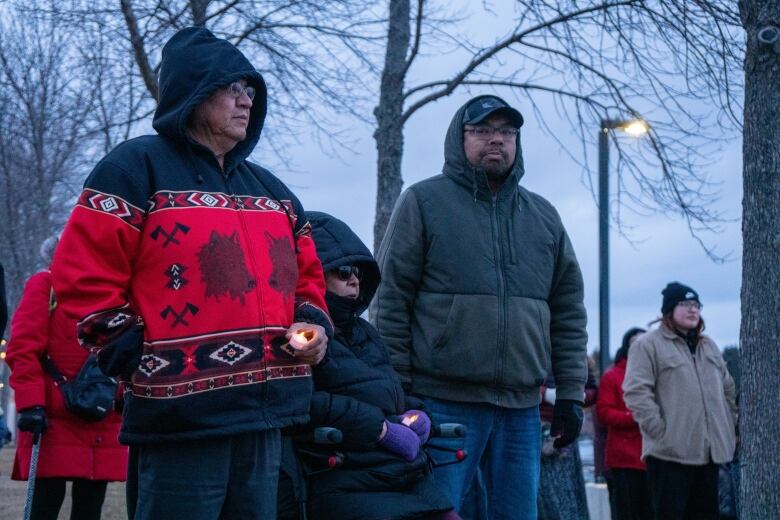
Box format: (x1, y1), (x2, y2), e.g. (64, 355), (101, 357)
(412, 293), (499, 383)
(502, 297), (550, 388)
(657, 351), (685, 372)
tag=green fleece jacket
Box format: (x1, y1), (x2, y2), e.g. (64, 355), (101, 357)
(370, 95), (587, 408)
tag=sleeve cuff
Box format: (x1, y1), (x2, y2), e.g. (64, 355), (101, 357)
(294, 300), (334, 339)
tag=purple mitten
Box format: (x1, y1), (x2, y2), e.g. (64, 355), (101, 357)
(378, 421), (421, 461)
(400, 410), (431, 444)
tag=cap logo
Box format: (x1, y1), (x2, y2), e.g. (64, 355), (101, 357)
(685, 291), (695, 298)
(482, 99), (500, 109)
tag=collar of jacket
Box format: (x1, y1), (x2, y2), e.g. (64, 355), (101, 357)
(325, 292), (361, 338)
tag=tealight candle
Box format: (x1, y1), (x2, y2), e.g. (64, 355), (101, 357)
(402, 414), (419, 426)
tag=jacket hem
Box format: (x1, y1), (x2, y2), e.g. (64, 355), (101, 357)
(412, 374), (542, 409)
(119, 413), (310, 445)
(642, 451), (731, 466)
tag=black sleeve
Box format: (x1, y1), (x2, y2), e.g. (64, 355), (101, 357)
(309, 391), (386, 448)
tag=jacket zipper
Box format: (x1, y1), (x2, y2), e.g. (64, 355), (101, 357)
(225, 171), (269, 402)
(490, 195), (507, 405)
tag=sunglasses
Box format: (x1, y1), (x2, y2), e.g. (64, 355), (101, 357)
(336, 265), (361, 281)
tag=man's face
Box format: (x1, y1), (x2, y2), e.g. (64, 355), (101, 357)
(463, 113), (517, 180)
(191, 80), (253, 151)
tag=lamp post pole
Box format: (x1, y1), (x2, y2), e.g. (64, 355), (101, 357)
(598, 120), (610, 378)
(596, 118), (648, 377)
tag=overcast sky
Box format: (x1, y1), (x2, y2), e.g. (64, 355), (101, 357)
(250, 5), (743, 357)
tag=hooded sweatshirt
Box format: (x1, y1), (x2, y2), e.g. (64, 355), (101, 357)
(371, 95), (587, 408)
(51, 27), (331, 444)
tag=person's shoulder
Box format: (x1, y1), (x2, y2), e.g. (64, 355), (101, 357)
(601, 364), (620, 381)
(27, 270), (51, 286)
(407, 174), (452, 195)
(401, 174), (459, 210)
(699, 335), (720, 353)
(632, 328), (665, 352)
(103, 135), (167, 162)
(21, 270), (51, 296)
(242, 161), (296, 198)
(518, 187), (563, 222)
(91, 135), (170, 181)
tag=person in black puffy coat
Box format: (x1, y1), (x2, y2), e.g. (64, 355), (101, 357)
(278, 211), (458, 520)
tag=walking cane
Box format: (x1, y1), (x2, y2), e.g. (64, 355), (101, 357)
(22, 432), (41, 520)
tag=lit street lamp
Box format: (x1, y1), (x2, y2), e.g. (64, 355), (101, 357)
(598, 118), (648, 378)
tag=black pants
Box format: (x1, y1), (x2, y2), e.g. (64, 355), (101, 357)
(609, 468), (650, 520)
(133, 429), (281, 520)
(30, 478), (108, 520)
(645, 456), (718, 520)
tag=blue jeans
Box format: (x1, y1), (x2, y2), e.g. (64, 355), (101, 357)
(424, 397), (541, 520)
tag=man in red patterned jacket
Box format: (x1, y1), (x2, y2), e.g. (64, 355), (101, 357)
(51, 27), (332, 519)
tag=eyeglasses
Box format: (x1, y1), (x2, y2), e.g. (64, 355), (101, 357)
(677, 301), (702, 311)
(225, 81), (256, 101)
(464, 126), (518, 140)
(336, 265), (361, 281)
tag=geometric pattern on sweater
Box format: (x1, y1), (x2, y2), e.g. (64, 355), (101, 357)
(209, 340), (252, 365)
(138, 353), (171, 376)
(77, 189), (145, 231)
(129, 327), (312, 399)
(130, 363), (311, 399)
(165, 263), (188, 291)
(148, 190), (295, 217)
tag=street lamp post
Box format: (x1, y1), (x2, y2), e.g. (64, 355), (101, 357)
(598, 118), (648, 378)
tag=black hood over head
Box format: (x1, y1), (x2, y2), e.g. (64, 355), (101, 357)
(306, 211), (380, 317)
(152, 27), (267, 168)
(443, 94), (526, 200)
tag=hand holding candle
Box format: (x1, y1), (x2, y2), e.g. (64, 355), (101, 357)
(289, 329), (315, 350)
(284, 322), (327, 365)
(399, 409), (431, 444)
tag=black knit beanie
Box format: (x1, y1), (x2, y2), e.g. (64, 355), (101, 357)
(661, 282), (700, 315)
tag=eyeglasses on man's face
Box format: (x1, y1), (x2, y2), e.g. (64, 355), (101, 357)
(677, 300), (702, 311)
(464, 126), (518, 140)
(225, 81), (256, 101)
(336, 265), (361, 281)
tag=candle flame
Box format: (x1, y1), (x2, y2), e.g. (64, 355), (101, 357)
(402, 414), (419, 426)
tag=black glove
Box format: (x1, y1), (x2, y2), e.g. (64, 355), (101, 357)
(550, 399), (583, 449)
(17, 406), (48, 435)
(97, 324), (144, 379)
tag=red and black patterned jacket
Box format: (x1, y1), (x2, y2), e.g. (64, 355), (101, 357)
(51, 27), (332, 444)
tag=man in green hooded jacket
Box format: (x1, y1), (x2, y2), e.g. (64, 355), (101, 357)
(371, 95), (588, 519)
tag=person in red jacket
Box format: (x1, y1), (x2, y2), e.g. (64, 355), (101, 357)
(597, 327), (649, 520)
(7, 236), (127, 520)
(50, 27), (331, 519)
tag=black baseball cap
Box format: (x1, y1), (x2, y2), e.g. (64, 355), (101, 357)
(462, 96), (524, 128)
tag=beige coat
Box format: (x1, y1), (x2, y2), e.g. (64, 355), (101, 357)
(623, 325), (737, 465)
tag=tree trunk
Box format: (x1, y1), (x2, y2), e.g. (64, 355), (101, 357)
(373, 0), (409, 253)
(190, 0), (210, 26)
(739, 1), (780, 517)
(120, 0), (159, 101)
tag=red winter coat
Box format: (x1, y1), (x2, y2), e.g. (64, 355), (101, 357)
(7, 271), (127, 481)
(596, 358), (644, 470)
